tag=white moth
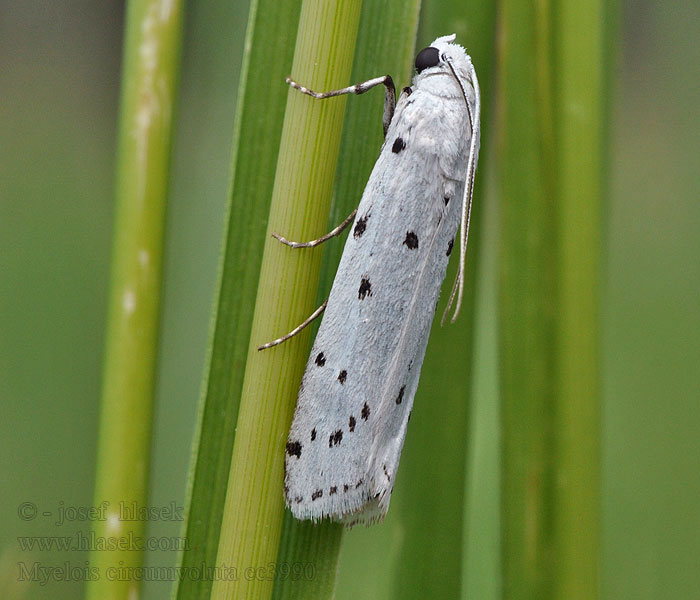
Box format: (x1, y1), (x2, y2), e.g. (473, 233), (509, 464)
(260, 34), (480, 526)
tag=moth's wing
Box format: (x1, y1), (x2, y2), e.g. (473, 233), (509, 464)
(285, 87), (470, 526)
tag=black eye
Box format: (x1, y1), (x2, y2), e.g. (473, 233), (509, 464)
(415, 46), (440, 73)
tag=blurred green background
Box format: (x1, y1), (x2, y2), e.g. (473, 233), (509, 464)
(1, 1), (698, 599)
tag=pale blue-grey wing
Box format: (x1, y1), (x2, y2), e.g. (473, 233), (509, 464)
(285, 85), (470, 524)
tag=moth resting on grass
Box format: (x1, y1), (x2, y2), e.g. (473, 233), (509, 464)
(260, 34), (481, 526)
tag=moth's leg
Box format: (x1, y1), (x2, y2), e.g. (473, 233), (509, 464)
(287, 75), (396, 137)
(257, 300), (328, 351)
(273, 209), (357, 249)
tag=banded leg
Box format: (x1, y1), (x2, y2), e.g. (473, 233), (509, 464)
(273, 209), (357, 249)
(287, 75), (396, 137)
(258, 300), (328, 350)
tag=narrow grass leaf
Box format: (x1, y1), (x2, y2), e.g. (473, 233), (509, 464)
(174, 1), (303, 598)
(272, 2), (423, 597)
(211, 1), (363, 598)
(498, 0), (606, 596)
(88, 1), (184, 599)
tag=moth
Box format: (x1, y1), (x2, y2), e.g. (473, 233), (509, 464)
(260, 34), (481, 526)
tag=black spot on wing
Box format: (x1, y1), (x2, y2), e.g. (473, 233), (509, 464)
(444, 195), (451, 206)
(343, 484), (349, 493)
(286, 441), (302, 458)
(396, 385), (405, 405)
(329, 486), (337, 495)
(311, 489), (323, 501)
(354, 213), (369, 238)
(349, 415), (356, 432)
(358, 277), (372, 300)
(338, 369), (347, 384)
(402, 86), (412, 96)
(355, 478), (364, 489)
(403, 231), (418, 250)
(383, 464), (391, 482)
(315, 352), (326, 366)
(447, 238), (454, 256)
(310, 428), (316, 441)
(294, 496), (303, 504)
(392, 137), (406, 153)
(329, 429), (343, 447)
(361, 402), (370, 420)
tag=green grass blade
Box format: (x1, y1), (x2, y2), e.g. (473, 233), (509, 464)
(498, 2), (557, 596)
(174, 0), (303, 598)
(272, 519), (343, 600)
(271, 2), (422, 597)
(86, 1), (184, 599)
(551, 0), (605, 595)
(498, 0), (606, 596)
(210, 0), (363, 598)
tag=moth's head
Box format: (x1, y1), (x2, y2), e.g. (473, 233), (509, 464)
(413, 34), (474, 97)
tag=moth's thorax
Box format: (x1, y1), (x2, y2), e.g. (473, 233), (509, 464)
(413, 71), (470, 100)
(390, 79), (472, 185)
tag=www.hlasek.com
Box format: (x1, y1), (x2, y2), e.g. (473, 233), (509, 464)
(17, 531), (188, 553)
(17, 561), (316, 586)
